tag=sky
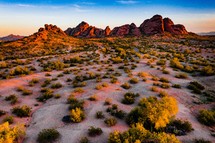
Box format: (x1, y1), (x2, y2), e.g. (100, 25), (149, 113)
(0, 0), (215, 36)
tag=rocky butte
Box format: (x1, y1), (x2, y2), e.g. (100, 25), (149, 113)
(65, 14), (188, 38)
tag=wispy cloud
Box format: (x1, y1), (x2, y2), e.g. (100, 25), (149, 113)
(72, 4), (92, 13)
(16, 4), (36, 8)
(81, 2), (96, 5)
(116, 0), (139, 4)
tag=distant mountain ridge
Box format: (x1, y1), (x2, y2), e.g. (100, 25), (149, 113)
(198, 32), (215, 36)
(65, 14), (188, 38)
(0, 34), (24, 42)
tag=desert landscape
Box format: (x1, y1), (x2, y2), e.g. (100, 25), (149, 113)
(0, 5), (215, 143)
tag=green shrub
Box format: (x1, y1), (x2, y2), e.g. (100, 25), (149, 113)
(70, 108), (85, 123)
(73, 81), (87, 88)
(54, 94), (61, 99)
(160, 83), (171, 89)
(74, 88), (84, 93)
(108, 123), (180, 143)
(162, 69), (170, 74)
(67, 95), (78, 104)
(127, 96), (178, 130)
(172, 84), (181, 88)
(37, 128), (60, 143)
(138, 72), (149, 78)
(111, 77), (118, 83)
(104, 98), (112, 105)
(106, 105), (126, 119)
(41, 79), (51, 87)
(129, 78), (139, 84)
(12, 105), (31, 117)
(158, 91), (168, 97)
(201, 66), (214, 76)
(166, 119), (193, 135)
(68, 95), (84, 110)
(111, 57), (123, 64)
(160, 77), (169, 83)
(9, 66), (30, 76)
(170, 58), (184, 69)
(95, 111), (105, 119)
(95, 84), (103, 90)
(151, 86), (158, 92)
(188, 81), (205, 94)
(88, 95), (97, 101)
(51, 82), (62, 89)
(104, 117), (117, 127)
(156, 59), (166, 65)
(5, 94), (18, 105)
(43, 60), (68, 71)
(122, 92), (139, 105)
(193, 138), (212, 143)
(102, 82), (109, 87)
(3, 116), (14, 124)
(197, 109), (215, 126)
(88, 126), (103, 137)
(175, 73), (188, 79)
(152, 76), (159, 81)
(79, 137), (89, 143)
(37, 89), (54, 102)
(121, 82), (131, 89)
(0, 110), (6, 117)
(29, 78), (39, 86)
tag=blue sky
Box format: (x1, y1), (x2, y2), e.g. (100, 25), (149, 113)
(0, 0), (215, 36)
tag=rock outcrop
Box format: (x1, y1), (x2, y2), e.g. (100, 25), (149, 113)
(163, 18), (188, 35)
(104, 26), (111, 36)
(110, 23), (141, 37)
(37, 24), (67, 37)
(65, 15), (189, 37)
(140, 15), (164, 35)
(139, 15), (188, 35)
(65, 22), (110, 38)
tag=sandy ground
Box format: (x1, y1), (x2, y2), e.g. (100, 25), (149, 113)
(0, 51), (214, 143)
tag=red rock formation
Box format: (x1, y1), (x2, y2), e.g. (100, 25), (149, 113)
(129, 23), (141, 36)
(110, 24), (130, 36)
(163, 18), (188, 34)
(110, 23), (141, 37)
(38, 24), (66, 36)
(70, 21), (90, 37)
(65, 22), (110, 38)
(65, 15), (189, 37)
(104, 26), (111, 36)
(140, 15), (164, 35)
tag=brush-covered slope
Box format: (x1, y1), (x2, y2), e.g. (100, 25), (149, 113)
(0, 24), (83, 59)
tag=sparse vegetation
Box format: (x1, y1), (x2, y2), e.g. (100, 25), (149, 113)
(12, 105), (31, 117)
(104, 117), (117, 127)
(127, 96), (178, 130)
(197, 109), (215, 126)
(70, 108), (85, 123)
(122, 92), (139, 105)
(37, 128), (60, 143)
(88, 126), (103, 137)
(0, 122), (25, 143)
(95, 111), (105, 119)
(5, 94), (18, 104)
(121, 82), (131, 89)
(188, 81), (205, 94)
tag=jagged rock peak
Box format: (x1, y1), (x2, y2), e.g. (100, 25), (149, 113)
(140, 14), (164, 35)
(38, 24), (66, 36)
